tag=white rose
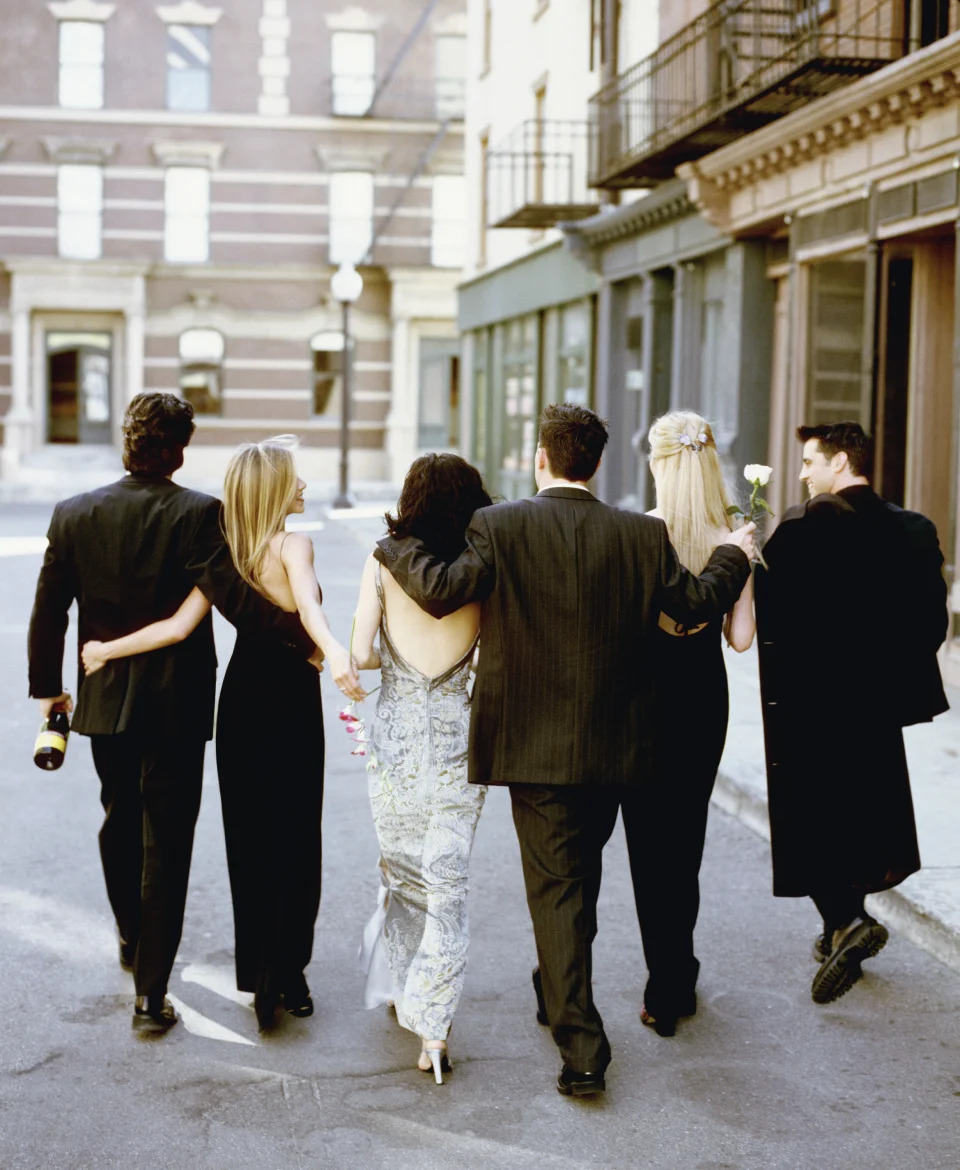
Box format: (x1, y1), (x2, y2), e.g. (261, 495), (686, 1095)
(743, 464), (772, 486)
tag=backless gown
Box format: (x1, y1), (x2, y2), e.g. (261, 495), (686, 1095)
(359, 564), (486, 1041)
(216, 627), (324, 1006)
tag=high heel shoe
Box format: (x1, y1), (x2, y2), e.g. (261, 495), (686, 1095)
(418, 1040), (451, 1085)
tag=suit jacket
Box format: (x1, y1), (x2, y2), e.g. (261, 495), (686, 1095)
(753, 486), (944, 895)
(374, 487), (750, 789)
(28, 474), (312, 740)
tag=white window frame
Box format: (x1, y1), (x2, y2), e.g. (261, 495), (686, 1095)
(331, 30), (375, 116)
(57, 164), (103, 259)
(164, 166), (210, 263)
(431, 174), (465, 269)
(58, 20), (105, 109)
(434, 34), (465, 120)
(328, 171), (374, 265)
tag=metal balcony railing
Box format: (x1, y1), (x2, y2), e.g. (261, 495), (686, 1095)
(486, 120), (599, 229)
(330, 74), (465, 121)
(588, 0), (908, 188)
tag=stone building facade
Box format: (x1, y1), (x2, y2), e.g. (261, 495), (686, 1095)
(0, 0), (466, 488)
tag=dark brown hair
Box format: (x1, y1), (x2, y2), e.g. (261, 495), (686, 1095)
(122, 393), (196, 476)
(386, 454), (492, 562)
(796, 421), (872, 477)
(538, 402), (609, 481)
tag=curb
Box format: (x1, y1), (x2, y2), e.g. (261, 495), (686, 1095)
(711, 768), (960, 976)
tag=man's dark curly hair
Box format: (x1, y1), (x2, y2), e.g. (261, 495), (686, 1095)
(538, 402), (609, 481)
(385, 454), (492, 563)
(796, 420), (872, 477)
(122, 393), (196, 476)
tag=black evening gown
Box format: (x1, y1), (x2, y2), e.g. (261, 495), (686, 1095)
(626, 619), (729, 1020)
(215, 632), (324, 1002)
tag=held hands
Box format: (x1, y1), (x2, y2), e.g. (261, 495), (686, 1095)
(723, 520), (757, 563)
(327, 643), (365, 702)
(81, 640), (109, 675)
(38, 691), (73, 718)
(307, 646), (325, 674)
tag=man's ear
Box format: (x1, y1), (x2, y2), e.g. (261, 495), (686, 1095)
(832, 450), (849, 474)
(535, 446), (547, 471)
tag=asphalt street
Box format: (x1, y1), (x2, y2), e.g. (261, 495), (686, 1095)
(0, 496), (958, 1170)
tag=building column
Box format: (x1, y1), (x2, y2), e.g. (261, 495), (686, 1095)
(670, 262), (690, 409)
(385, 313), (414, 484)
(2, 303), (35, 474)
(124, 307), (145, 408)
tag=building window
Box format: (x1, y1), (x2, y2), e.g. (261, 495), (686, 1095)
(806, 257), (867, 427)
(164, 168), (210, 263)
(331, 30), (375, 115)
(558, 302), (590, 406)
(179, 328), (223, 414)
(435, 34), (465, 119)
(432, 174), (465, 269)
(58, 20), (104, 109)
(310, 331), (344, 415)
(502, 315), (538, 491)
(167, 24), (212, 111)
(328, 171), (373, 265)
(418, 337), (460, 448)
(57, 165), (102, 260)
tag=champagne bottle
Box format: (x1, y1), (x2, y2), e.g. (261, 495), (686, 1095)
(34, 703), (70, 771)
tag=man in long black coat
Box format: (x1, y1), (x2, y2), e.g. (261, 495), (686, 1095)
(755, 421), (948, 1006)
(27, 393), (334, 1032)
(374, 404), (755, 1096)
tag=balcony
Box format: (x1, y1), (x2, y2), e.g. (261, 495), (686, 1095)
(330, 75), (465, 122)
(487, 121), (599, 229)
(589, 0), (906, 189)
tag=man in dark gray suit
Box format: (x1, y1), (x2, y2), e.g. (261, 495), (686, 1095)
(374, 404), (755, 1095)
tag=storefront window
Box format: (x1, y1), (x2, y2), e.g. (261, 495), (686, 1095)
(558, 301), (590, 406)
(418, 337), (460, 448)
(806, 257), (868, 428)
(502, 316), (538, 494)
(472, 331), (489, 472)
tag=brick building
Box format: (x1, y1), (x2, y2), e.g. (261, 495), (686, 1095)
(0, 0), (466, 488)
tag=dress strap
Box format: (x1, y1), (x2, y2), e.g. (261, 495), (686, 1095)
(374, 560), (385, 609)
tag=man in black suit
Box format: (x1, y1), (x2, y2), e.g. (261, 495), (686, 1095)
(755, 421), (949, 1006)
(374, 404), (754, 1095)
(28, 393), (334, 1032)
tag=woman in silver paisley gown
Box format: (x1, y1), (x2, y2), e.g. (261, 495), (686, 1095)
(351, 454), (492, 1084)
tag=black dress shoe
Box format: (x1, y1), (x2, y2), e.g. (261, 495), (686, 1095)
(532, 967), (549, 1026)
(557, 1065), (606, 1097)
(811, 916), (889, 1005)
(255, 990), (280, 1030)
(132, 995), (177, 1033)
(283, 992), (314, 1018)
(118, 937), (137, 972)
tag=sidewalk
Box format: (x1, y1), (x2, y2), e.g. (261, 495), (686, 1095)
(717, 642), (960, 973)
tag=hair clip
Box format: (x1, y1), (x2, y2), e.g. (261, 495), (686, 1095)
(679, 432), (707, 452)
(679, 434), (692, 447)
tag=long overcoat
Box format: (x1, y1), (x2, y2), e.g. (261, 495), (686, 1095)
(754, 485), (947, 897)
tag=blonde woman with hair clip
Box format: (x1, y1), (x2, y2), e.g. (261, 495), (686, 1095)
(626, 410), (755, 1039)
(81, 436), (364, 1031)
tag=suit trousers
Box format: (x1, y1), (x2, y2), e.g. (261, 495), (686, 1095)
(509, 784), (622, 1073)
(90, 733), (205, 998)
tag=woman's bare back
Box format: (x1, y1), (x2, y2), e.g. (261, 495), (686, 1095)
(257, 532), (298, 612)
(379, 566), (480, 677)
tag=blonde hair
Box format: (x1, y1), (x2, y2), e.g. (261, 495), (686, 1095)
(647, 411), (733, 574)
(222, 436), (299, 591)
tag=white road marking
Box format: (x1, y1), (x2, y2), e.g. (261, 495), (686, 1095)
(0, 536), (48, 556)
(0, 887), (115, 961)
(166, 993), (257, 1046)
(181, 962), (253, 1008)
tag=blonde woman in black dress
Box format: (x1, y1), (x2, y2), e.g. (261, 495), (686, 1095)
(630, 411), (755, 1037)
(82, 437), (363, 1030)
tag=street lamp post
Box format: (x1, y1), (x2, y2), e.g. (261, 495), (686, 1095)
(330, 262), (364, 509)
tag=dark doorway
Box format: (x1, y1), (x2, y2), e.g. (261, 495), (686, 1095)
(46, 332), (112, 444)
(876, 256), (911, 506)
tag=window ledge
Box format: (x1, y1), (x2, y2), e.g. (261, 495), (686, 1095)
(42, 134), (117, 164)
(151, 139), (224, 168)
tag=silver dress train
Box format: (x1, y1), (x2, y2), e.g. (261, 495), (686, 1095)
(359, 565), (486, 1041)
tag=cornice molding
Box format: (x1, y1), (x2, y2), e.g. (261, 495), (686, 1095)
(42, 135), (117, 164)
(565, 185), (693, 247)
(151, 139), (224, 168)
(315, 144), (388, 171)
(678, 31), (960, 229)
(47, 0), (115, 20)
(155, 2), (222, 24)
